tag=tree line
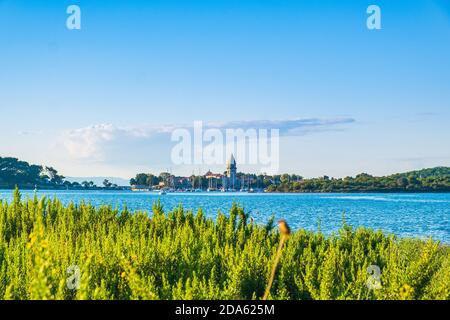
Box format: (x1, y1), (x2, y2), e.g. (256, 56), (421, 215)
(266, 167), (450, 193)
(0, 157), (121, 190)
(0, 157), (65, 189)
(131, 167), (450, 193)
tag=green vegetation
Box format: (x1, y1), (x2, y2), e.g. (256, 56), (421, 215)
(267, 167), (450, 193)
(0, 157), (65, 189)
(0, 189), (449, 300)
(0, 156), (122, 190)
(0, 156), (73, 190)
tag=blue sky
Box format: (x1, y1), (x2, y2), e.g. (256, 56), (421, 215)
(0, 0), (449, 178)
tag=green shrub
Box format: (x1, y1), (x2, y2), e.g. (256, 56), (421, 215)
(0, 189), (448, 300)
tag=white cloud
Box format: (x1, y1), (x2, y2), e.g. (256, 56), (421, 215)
(61, 124), (125, 160)
(206, 118), (355, 135)
(59, 123), (173, 162)
(59, 118), (355, 162)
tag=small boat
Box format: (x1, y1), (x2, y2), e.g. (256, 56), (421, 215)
(158, 190), (167, 195)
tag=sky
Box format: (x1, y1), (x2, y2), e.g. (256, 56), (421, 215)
(0, 0), (450, 179)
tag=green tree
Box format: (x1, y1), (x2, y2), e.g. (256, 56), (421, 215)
(103, 179), (113, 188)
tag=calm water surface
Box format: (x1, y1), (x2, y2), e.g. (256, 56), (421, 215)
(0, 190), (449, 243)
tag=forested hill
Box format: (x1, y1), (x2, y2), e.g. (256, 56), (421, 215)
(267, 167), (450, 193)
(396, 167), (450, 178)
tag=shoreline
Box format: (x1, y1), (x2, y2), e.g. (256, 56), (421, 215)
(1, 188), (450, 194)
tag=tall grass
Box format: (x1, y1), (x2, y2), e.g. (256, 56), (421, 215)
(0, 189), (449, 300)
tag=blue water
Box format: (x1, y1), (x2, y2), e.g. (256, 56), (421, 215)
(0, 190), (449, 243)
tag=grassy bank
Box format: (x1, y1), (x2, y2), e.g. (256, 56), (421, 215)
(0, 189), (449, 300)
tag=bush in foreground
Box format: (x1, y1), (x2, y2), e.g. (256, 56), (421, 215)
(0, 189), (449, 300)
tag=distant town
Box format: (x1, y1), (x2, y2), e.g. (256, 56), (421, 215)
(1, 155), (450, 193)
(130, 154), (282, 193)
(129, 155), (450, 194)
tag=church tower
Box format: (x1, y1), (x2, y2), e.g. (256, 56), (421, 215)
(227, 154), (237, 189)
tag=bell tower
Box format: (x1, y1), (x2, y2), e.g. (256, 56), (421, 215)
(227, 154), (237, 189)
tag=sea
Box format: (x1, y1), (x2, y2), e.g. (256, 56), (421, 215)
(0, 190), (449, 243)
